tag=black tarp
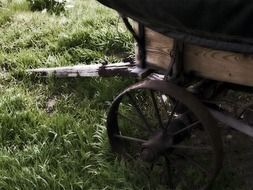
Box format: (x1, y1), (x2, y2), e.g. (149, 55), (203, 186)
(97, 0), (253, 53)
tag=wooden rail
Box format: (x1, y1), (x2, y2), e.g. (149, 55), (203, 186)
(27, 62), (151, 79)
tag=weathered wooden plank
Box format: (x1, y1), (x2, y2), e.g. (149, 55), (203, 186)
(27, 62), (151, 79)
(134, 25), (173, 71)
(184, 45), (253, 87)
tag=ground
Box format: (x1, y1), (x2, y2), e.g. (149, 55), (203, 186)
(0, 0), (253, 189)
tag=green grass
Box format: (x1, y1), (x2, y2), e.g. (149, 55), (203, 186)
(0, 0), (139, 189)
(0, 0), (248, 189)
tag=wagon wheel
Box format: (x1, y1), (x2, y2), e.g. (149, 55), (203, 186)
(107, 80), (223, 190)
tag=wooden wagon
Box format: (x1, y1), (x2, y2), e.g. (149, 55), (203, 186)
(30, 1), (253, 189)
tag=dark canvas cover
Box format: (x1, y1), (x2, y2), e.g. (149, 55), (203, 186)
(98, 0), (253, 53)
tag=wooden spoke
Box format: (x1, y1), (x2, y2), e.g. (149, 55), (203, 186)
(174, 153), (208, 174)
(170, 145), (212, 151)
(126, 92), (153, 132)
(159, 93), (169, 114)
(173, 121), (201, 136)
(118, 113), (145, 129)
(114, 134), (147, 143)
(150, 90), (164, 129)
(165, 100), (179, 129)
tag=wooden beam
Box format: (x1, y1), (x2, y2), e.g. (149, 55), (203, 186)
(27, 62), (151, 79)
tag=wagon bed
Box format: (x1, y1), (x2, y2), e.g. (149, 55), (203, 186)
(98, 0), (253, 87)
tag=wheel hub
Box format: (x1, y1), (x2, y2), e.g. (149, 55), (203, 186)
(141, 118), (189, 162)
(141, 130), (173, 162)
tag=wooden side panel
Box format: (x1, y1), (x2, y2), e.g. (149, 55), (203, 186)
(135, 27), (174, 70)
(134, 23), (253, 87)
(184, 45), (253, 87)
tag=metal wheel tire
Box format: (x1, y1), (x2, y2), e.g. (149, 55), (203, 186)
(107, 80), (223, 190)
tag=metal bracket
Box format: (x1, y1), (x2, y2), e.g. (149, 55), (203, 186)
(164, 40), (184, 81)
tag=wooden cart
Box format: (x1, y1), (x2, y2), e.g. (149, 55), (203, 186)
(29, 1), (253, 189)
